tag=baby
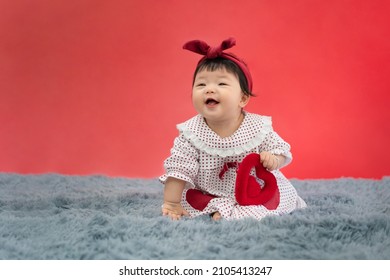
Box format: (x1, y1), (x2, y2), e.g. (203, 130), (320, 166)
(160, 38), (306, 221)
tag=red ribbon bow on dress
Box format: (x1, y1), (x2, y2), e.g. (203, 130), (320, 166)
(219, 161), (239, 179)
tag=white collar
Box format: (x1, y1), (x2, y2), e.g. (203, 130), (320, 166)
(177, 112), (273, 157)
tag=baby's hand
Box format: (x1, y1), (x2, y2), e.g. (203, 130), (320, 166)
(162, 201), (189, 220)
(259, 151), (279, 171)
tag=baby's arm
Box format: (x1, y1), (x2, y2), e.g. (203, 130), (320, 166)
(259, 123), (291, 170)
(162, 177), (189, 220)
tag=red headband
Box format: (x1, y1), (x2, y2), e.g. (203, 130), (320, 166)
(183, 37), (253, 92)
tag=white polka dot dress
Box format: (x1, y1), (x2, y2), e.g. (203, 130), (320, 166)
(159, 112), (306, 220)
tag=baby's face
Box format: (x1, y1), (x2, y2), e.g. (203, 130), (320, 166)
(192, 68), (248, 123)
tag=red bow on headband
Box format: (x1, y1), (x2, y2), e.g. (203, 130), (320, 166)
(183, 38), (253, 92)
(183, 37), (237, 59)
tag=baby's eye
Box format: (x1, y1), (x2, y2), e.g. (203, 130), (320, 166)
(195, 83), (206, 87)
(219, 83), (228, 86)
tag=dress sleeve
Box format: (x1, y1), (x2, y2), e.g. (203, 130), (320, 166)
(159, 134), (199, 187)
(259, 130), (293, 168)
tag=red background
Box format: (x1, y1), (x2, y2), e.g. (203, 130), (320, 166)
(1, 0), (389, 179)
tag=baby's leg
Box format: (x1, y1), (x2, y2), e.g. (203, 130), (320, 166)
(211, 212), (222, 221)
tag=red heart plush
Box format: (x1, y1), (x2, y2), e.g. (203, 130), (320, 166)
(235, 153), (280, 210)
(185, 153), (280, 211)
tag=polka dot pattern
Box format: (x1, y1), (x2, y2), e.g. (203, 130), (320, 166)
(160, 112), (306, 220)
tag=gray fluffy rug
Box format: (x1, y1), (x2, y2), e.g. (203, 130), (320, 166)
(0, 173), (389, 260)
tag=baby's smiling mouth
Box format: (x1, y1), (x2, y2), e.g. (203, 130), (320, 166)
(205, 98), (220, 106)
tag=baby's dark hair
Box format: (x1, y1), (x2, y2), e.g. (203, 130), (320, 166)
(192, 57), (255, 97)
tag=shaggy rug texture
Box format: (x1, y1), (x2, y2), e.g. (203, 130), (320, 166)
(0, 173), (389, 260)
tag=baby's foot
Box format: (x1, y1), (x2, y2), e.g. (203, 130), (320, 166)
(211, 212), (222, 221)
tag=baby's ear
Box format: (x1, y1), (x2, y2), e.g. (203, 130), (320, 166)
(240, 94), (250, 108)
